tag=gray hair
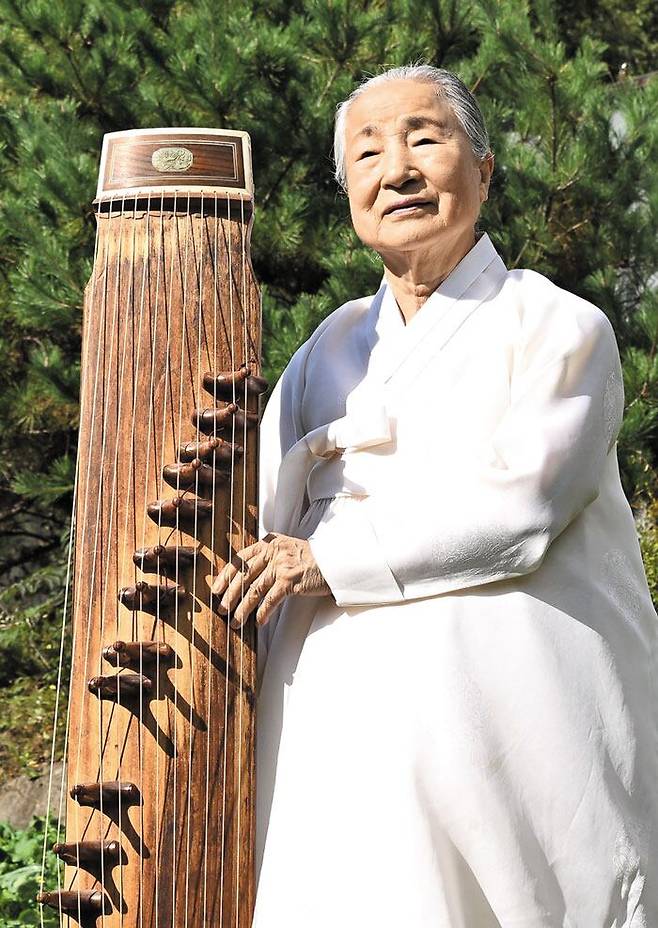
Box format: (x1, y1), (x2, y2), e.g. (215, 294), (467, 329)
(333, 65), (491, 191)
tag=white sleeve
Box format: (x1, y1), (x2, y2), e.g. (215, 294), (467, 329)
(256, 346), (309, 680)
(307, 306), (625, 606)
(259, 300), (363, 538)
(257, 300), (368, 681)
(258, 338), (312, 539)
(259, 379), (294, 539)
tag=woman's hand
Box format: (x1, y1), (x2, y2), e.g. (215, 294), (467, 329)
(212, 532), (331, 628)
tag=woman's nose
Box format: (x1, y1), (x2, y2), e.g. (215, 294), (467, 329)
(381, 144), (419, 188)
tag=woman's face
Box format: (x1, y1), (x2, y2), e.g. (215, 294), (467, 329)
(344, 80), (493, 265)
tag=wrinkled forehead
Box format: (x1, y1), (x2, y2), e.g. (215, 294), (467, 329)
(345, 80), (459, 145)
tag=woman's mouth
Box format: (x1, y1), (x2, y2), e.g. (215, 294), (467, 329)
(383, 199), (434, 217)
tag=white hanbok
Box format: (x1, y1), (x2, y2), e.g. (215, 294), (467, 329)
(252, 233), (658, 927)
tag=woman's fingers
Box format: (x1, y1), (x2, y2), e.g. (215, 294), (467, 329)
(255, 583), (288, 626)
(212, 533), (330, 629)
(217, 551), (268, 616)
(212, 540), (264, 596)
(212, 556), (244, 597)
(230, 568), (275, 629)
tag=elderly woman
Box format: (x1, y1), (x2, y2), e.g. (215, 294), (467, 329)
(214, 66), (657, 926)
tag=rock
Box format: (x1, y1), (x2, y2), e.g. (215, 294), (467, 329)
(0, 761), (65, 829)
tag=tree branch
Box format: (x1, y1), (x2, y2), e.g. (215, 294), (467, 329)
(544, 72), (559, 223)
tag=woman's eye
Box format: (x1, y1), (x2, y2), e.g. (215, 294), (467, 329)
(357, 150), (378, 160)
(413, 137), (437, 146)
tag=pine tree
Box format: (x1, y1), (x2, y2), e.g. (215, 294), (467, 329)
(0, 0), (656, 780)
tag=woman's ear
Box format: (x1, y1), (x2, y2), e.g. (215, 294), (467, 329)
(479, 152), (494, 203)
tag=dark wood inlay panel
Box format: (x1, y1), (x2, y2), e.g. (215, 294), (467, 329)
(102, 133), (246, 193)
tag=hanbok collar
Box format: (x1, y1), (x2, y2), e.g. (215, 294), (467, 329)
(272, 235), (506, 539)
(364, 232), (506, 383)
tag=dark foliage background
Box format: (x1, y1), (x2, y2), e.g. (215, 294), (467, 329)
(0, 0), (656, 799)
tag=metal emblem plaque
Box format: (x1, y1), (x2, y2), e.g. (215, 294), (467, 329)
(151, 146), (194, 173)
